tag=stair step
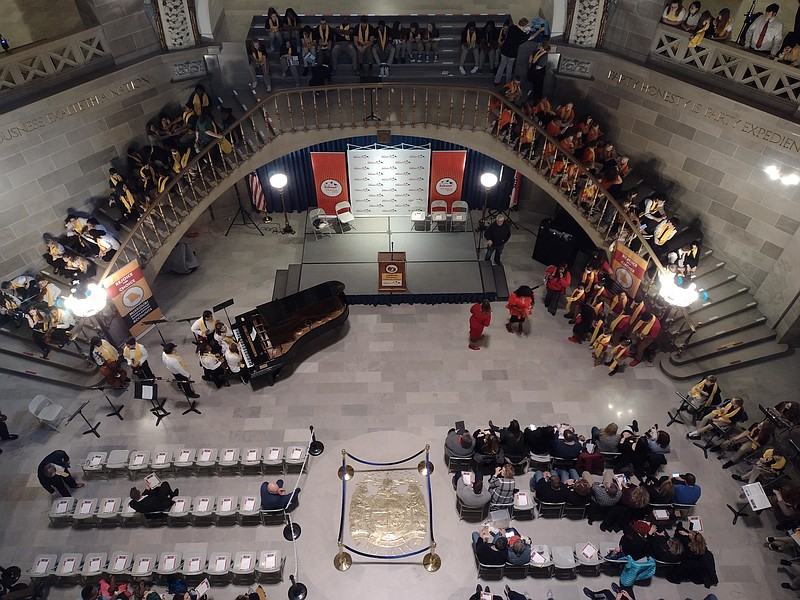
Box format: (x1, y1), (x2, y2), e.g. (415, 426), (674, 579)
(689, 280), (749, 312)
(0, 351), (105, 389)
(678, 311), (768, 346)
(693, 267), (738, 292)
(670, 324), (777, 365)
(692, 258), (724, 280)
(689, 295), (758, 325)
(659, 340), (792, 380)
(0, 329), (97, 373)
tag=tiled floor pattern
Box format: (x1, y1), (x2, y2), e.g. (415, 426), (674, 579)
(1, 199), (799, 600)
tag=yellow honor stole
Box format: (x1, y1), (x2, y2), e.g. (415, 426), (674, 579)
(318, 25), (330, 44)
(340, 24), (351, 40)
(466, 30), (476, 45)
(609, 313), (627, 331)
(378, 27), (388, 49)
(358, 25), (369, 44)
(633, 315), (655, 337)
(566, 288), (585, 310)
(589, 318), (604, 344)
(593, 333), (611, 359)
(609, 295), (627, 314)
(656, 222), (676, 245)
(608, 344), (628, 370)
(97, 340), (117, 361)
(531, 48), (546, 64)
(689, 20), (710, 47)
(269, 16), (279, 32)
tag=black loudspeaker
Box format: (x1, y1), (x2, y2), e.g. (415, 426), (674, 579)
(532, 218), (579, 267)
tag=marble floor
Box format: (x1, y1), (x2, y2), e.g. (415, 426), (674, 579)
(1, 193), (799, 600)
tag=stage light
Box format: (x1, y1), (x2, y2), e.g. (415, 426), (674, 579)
(657, 269), (699, 308)
(63, 283), (108, 317)
(480, 172), (499, 188)
(269, 173), (288, 190)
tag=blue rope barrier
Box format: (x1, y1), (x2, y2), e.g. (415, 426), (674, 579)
(338, 454), (347, 544)
(424, 448), (435, 544)
(344, 447), (426, 467)
(342, 544), (429, 559)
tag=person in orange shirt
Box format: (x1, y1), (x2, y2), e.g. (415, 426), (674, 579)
(555, 102), (575, 127)
(517, 122), (536, 157)
(576, 115), (595, 135)
(500, 75), (523, 105)
(586, 122), (603, 143)
(505, 285), (534, 336)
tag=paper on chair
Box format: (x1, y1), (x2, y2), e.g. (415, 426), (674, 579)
(174, 499), (186, 512)
(136, 558), (151, 573)
(34, 559), (49, 574)
(246, 450), (258, 461)
(103, 499), (117, 513)
(79, 501), (93, 514)
(200, 450), (212, 461)
(224, 449), (235, 461)
(516, 492), (529, 506)
(263, 553), (276, 569)
(580, 543), (597, 560)
(163, 556), (175, 570)
(188, 558), (200, 571)
(154, 452), (168, 464)
(55, 500), (69, 514)
(215, 556), (227, 570)
(198, 499), (209, 511)
(268, 448), (280, 460)
(178, 450), (191, 462)
(89, 557), (101, 571)
(221, 499), (232, 511)
(141, 386), (153, 400)
(114, 556), (127, 571)
(530, 552), (546, 565)
(291, 448), (302, 459)
(132, 454), (145, 466)
(62, 558), (75, 573)
(239, 555), (252, 570)
(244, 498), (255, 511)
(90, 455), (102, 466)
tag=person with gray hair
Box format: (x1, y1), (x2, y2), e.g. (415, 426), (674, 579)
(37, 449), (84, 496)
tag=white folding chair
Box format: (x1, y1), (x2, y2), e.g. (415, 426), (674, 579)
(334, 201), (356, 232)
(49, 497), (76, 526)
(195, 448), (217, 474)
(529, 545), (554, 579)
(255, 550), (283, 584)
(241, 448), (262, 475)
(207, 552), (232, 584)
(97, 497), (122, 527)
(231, 551), (257, 585)
(82, 452), (107, 479)
(54, 553), (82, 586)
(130, 554), (157, 579)
(120, 497), (145, 527)
(154, 552), (182, 585)
(552, 546), (578, 579)
(28, 554), (58, 580)
(173, 448), (197, 473)
(238, 495), (261, 526)
(575, 542), (601, 575)
(81, 553), (107, 584)
(409, 200), (428, 231)
(215, 495), (238, 525)
(107, 551), (133, 577)
(285, 446), (306, 473)
(72, 498), (98, 528)
(167, 496), (192, 527)
(429, 200), (448, 231)
(308, 208), (333, 240)
(151, 450), (173, 475)
(29, 395), (63, 431)
(191, 495), (215, 526)
(263, 446), (284, 474)
(450, 200), (469, 230)
(181, 553), (206, 585)
(105, 449), (130, 476)
(217, 448), (240, 475)
(127, 450), (150, 478)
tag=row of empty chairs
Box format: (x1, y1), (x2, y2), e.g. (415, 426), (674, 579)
(410, 200), (469, 231)
(48, 495), (288, 528)
(81, 446), (307, 478)
(475, 542), (675, 580)
(28, 549), (284, 586)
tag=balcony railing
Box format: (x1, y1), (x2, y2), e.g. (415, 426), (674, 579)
(650, 23), (800, 106)
(96, 83), (693, 333)
(0, 26), (111, 94)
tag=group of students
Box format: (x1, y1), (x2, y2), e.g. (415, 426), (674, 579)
(252, 10), (443, 82)
(189, 309), (249, 389)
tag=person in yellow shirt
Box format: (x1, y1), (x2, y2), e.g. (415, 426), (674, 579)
(686, 397), (743, 439)
(732, 447), (786, 484)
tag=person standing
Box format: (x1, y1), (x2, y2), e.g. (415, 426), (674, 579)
(198, 343), (229, 388)
(123, 337), (154, 380)
(0, 410), (18, 455)
(629, 311), (661, 366)
(484, 214), (512, 265)
(543, 263), (571, 316)
(505, 285), (533, 336)
(191, 309), (218, 348)
(744, 3), (783, 58)
(527, 41), (550, 102)
(494, 17), (529, 85)
(468, 299), (492, 350)
(161, 343), (200, 398)
(37, 450), (85, 497)
(90, 336), (129, 389)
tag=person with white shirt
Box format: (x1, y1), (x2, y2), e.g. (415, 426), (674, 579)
(37, 279), (61, 307)
(161, 342), (200, 398)
(123, 337), (154, 380)
(48, 306), (75, 347)
(190, 310), (217, 346)
(745, 3), (784, 58)
(198, 343), (229, 388)
(224, 340), (249, 384)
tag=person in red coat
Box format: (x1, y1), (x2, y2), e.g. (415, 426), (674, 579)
(505, 285), (534, 336)
(543, 263), (571, 316)
(469, 299), (492, 350)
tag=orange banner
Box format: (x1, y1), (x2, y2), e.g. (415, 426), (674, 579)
(310, 152), (349, 214)
(611, 243), (649, 300)
(429, 150), (467, 209)
(101, 259), (163, 339)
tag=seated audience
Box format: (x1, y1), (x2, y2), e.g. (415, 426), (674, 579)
(496, 419), (527, 460)
(644, 476), (675, 504)
(710, 8), (733, 40)
(455, 471), (491, 508)
(445, 428), (475, 457)
(531, 471), (567, 503)
(731, 447), (786, 484)
(259, 479), (300, 511)
(672, 473), (701, 505)
(620, 520), (651, 559)
(647, 525), (685, 563)
(552, 428), (583, 460)
(592, 422), (621, 452)
(667, 525), (718, 586)
(473, 430), (505, 475)
(524, 424), (555, 455)
(681, 2), (702, 30)
(129, 482), (178, 518)
(488, 464), (515, 505)
(661, 0), (688, 26)
(496, 531), (532, 565)
(564, 477), (592, 506)
(586, 471), (622, 524)
(472, 526), (508, 565)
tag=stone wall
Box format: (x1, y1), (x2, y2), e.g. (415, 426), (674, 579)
(553, 47), (800, 338)
(0, 51), (207, 281)
(87, 0), (161, 63)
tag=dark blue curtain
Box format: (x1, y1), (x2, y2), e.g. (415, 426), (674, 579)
(254, 135), (516, 213)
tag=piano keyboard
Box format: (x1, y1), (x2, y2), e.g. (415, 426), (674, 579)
(233, 328), (254, 368)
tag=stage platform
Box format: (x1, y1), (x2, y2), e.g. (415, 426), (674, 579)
(274, 214), (509, 305)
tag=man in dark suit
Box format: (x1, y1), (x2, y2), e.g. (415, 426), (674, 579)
(37, 450), (84, 496)
(260, 479), (301, 511)
(129, 482), (178, 518)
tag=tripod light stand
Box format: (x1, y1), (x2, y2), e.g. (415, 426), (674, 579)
(269, 173), (295, 235)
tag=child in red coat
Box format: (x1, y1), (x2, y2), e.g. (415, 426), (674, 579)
(505, 285), (534, 336)
(469, 299), (492, 350)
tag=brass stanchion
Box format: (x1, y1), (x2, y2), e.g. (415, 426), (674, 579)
(334, 542), (352, 571)
(422, 541), (441, 572)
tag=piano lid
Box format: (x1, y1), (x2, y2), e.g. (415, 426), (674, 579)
(255, 280), (346, 326)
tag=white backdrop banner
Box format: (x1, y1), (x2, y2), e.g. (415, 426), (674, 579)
(347, 145), (431, 216)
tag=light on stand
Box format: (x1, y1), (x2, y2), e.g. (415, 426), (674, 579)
(63, 283), (108, 317)
(308, 425), (324, 456)
(270, 173), (295, 235)
(478, 172), (498, 231)
(657, 269), (699, 308)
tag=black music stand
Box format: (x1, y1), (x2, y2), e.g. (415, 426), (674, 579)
(91, 386), (124, 420)
(141, 319), (168, 345)
(135, 380), (170, 426)
(213, 298), (235, 327)
(66, 400), (101, 438)
(170, 378), (201, 416)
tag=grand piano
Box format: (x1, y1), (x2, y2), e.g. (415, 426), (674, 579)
(232, 280), (349, 389)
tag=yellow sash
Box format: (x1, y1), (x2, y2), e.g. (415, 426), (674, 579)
(689, 20), (710, 47)
(357, 25), (370, 44)
(49, 244), (61, 260)
(609, 313), (627, 331)
(269, 16), (280, 32)
(589, 318), (604, 344)
(176, 354), (188, 371)
(593, 333), (611, 358)
(566, 288), (585, 310)
(630, 301), (644, 325)
(633, 315), (655, 337)
(466, 30), (476, 45)
(255, 49), (264, 62)
(340, 24), (351, 40)
(608, 344), (628, 370)
(318, 25), (330, 45)
(120, 188), (135, 212)
(581, 268), (597, 288)
(96, 340), (117, 362)
(110, 172), (123, 188)
(609, 295), (627, 314)
(378, 27), (388, 49)
(531, 48), (546, 64)
(130, 344), (142, 362)
(656, 223), (676, 245)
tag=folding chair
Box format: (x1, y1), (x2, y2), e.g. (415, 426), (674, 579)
(106, 551), (133, 577)
(28, 554), (58, 581)
(217, 448), (241, 475)
(429, 200), (448, 231)
(105, 449), (130, 476)
(552, 546), (578, 579)
(529, 545), (554, 578)
(96, 497), (122, 527)
(130, 554), (157, 579)
(308, 208), (333, 240)
(536, 500), (565, 519)
(504, 561), (529, 579)
(450, 200), (469, 231)
(600, 452), (621, 469)
(263, 447), (285, 474)
(82, 452), (107, 479)
(444, 448), (473, 472)
(285, 446), (306, 473)
(207, 552), (232, 584)
(575, 542), (601, 576)
(474, 556), (504, 580)
(191, 496), (216, 526)
(455, 497), (488, 522)
(167, 496), (192, 526)
(599, 541), (625, 575)
(127, 450), (150, 479)
(154, 552), (181, 585)
(654, 556), (681, 576)
(72, 498), (98, 528)
(231, 551), (257, 585)
(120, 497), (145, 527)
(49, 497), (76, 526)
(563, 501), (589, 520)
(54, 553), (82, 586)
(528, 453), (552, 470)
(489, 502), (514, 520)
(255, 550), (284, 584)
(513, 491), (535, 520)
(334, 201), (356, 232)
(181, 553), (206, 586)
(81, 553), (107, 585)
(238, 495), (261, 526)
(260, 507), (286, 526)
(151, 450), (173, 476)
(215, 496), (238, 526)
(195, 448), (218, 474)
(174, 448), (197, 472)
(672, 502), (696, 518)
(28, 395), (64, 431)
(409, 200), (428, 231)
(667, 391), (699, 427)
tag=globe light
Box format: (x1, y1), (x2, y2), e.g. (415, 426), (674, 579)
(480, 172), (498, 189)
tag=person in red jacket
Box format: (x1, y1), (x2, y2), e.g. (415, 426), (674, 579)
(468, 299), (492, 350)
(543, 263), (571, 316)
(505, 285), (534, 336)
(629, 311), (661, 365)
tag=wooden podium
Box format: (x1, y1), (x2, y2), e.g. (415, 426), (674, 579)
(378, 252), (407, 292)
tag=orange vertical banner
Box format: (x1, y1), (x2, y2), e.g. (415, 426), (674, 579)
(429, 150), (467, 210)
(310, 152), (349, 214)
